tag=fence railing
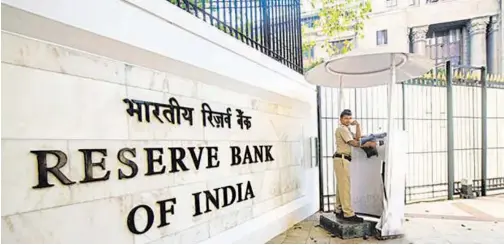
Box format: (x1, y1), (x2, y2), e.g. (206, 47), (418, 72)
(317, 65), (504, 210)
(168, 0), (304, 73)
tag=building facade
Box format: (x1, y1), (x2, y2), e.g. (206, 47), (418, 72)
(306, 0), (504, 206)
(303, 0), (502, 74)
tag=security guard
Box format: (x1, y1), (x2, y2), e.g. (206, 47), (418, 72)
(333, 109), (376, 222)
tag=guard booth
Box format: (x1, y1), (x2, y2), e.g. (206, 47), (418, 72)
(310, 46), (504, 238)
(306, 47), (435, 238)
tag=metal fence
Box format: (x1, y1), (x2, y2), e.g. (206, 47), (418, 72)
(168, 0), (303, 73)
(317, 65), (504, 211)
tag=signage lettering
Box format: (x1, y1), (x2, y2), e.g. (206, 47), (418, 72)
(32, 145), (272, 189)
(192, 181), (255, 217)
(123, 97), (253, 130)
(29, 97), (268, 235)
(31, 150), (76, 189)
(230, 145), (275, 165)
(117, 148), (138, 179)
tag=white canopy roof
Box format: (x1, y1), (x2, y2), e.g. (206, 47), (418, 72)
(304, 47), (435, 88)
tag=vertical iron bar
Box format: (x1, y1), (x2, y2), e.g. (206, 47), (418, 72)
(316, 86), (324, 211)
(282, 0), (288, 65)
(291, 0), (296, 69)
(216, 0), (221, 29)
(273, 0), (279, 58)
(279, 0), (284, 60)
(280, 0), (285, 64)
(290, 0), (296, 69)
(209, 0), (214, 25)
(402, 82), (406, 130)
(194, 0), (199, 18)
(249, 0), (253, 41)
(354, 89), (358, 119)
(182, 0), (189, 11)
(262, 0), (269, 54)
(259, 0), (264, 52)
(292, 0), (298, 70)
(285, 0), (294, 68)
(286, 0), (292, 67)
(228, 0), (234, 36)
(265, 0), (270, 53)
(223, 0), (227, 33)
(430, 81), (434, 197)
(233, 0), (238, 38)
(240, 0), (244, 41)
(481, 66), (488, 196)
(285, 0), (290, 67)
(245, 0), (249, 45)
(324, 88), (329, 211)
(278, 0), (283, 62)
(270, 0), (274, 55)
(295, 0), (302, 72)
(471, 73), (476, 188)
(402, 82), (407, 204)
(250, 0), (254, 46)
(254, 0), (259, 48)
(330, 87), (334, 211)
(285, 0), (290, 66)
(267, 0), (273, 55)
(290, 0), (301, 70)
(180, 0), (186, 11)
(202, 0), (206, 21)
(446, 60), (455, 200)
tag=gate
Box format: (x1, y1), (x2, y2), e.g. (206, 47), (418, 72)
(317, 63), (504, 211)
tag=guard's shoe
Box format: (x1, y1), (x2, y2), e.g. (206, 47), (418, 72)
(334, 212), (344, 219)
(343, 215), (364, 223)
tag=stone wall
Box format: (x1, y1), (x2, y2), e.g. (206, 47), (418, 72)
(1, 1), (318, 242)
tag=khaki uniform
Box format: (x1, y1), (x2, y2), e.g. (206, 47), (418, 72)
(334, 125), (355, 217)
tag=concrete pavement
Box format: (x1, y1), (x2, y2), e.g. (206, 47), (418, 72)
(267, 195), (504, 244)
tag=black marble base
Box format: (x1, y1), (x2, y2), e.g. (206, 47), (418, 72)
(460, 184), (476, 199)
(319, 214), (377, 239)
(375, 233), (405, 240)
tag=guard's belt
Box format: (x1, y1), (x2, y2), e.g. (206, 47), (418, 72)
(333, 153), (352, 162)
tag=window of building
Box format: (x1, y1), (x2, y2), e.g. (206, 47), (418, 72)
(330, 39), (353, 54)
(303, 47), (315, 59)
(376, 30), (388, 45)
(426, 28), (462, 66)
(386, 0), (397, 7)
(301, 15), (320, 28)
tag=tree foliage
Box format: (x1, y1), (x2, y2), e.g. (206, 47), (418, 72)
(168, 0), (206, 10)
(302, 0), (372, 71)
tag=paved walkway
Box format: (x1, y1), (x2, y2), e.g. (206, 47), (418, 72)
(267, 195), (504, 244)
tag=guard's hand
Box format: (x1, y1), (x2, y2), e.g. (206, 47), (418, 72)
(362, 141), (377, 148)
(350, 120), (360, 126)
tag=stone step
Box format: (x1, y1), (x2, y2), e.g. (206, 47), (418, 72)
(319, 214), (377, 239)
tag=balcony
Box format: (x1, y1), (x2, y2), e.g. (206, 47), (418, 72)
(169, 0), (304, 73)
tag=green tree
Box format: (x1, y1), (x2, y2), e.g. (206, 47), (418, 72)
(168, 0), (259, 38)
(302, 0), (372, 71)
